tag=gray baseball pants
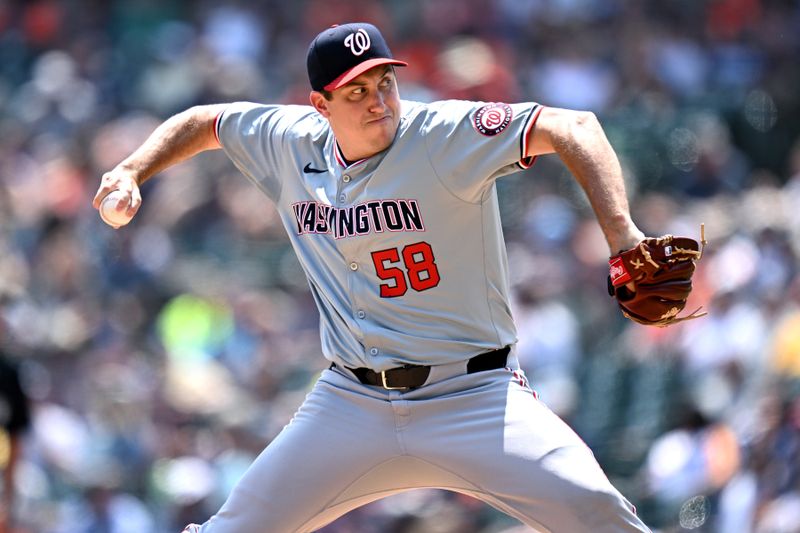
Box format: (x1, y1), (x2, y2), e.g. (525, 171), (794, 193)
(189, 353), (650, 532)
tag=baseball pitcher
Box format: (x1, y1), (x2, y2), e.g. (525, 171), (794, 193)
(94, 22), (703, 533)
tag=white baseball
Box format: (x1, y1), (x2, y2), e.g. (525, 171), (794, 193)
(99, 190), (133, 228)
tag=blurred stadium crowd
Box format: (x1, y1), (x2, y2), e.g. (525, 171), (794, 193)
(1, 0), (799, 532)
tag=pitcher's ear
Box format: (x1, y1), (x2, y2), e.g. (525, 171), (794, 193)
(310, 92), (330, 117)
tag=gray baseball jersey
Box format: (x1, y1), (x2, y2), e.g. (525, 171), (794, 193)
(189, 99), (651, 533)
(216, 99), (540, 371)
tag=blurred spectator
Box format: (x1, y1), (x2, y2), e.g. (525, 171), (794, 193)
(0, 321), (32, 533)
(642, 405), (739, 527)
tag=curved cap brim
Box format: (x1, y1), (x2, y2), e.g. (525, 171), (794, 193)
(323, 58), (408, 91)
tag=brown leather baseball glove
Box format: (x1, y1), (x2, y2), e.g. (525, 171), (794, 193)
(607, 230), (707, 327)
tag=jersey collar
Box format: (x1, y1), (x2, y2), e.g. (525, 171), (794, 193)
(333, 141), (368, 169)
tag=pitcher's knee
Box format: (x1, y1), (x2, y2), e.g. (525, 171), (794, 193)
(570, 487), (644, 528)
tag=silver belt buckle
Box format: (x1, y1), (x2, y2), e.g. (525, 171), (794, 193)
(380, 370), (407, 390)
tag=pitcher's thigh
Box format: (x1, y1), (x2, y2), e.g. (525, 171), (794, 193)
(193, 376), (401, 533)
(409, 375), (649, 532)
(479, 440), (649, 533)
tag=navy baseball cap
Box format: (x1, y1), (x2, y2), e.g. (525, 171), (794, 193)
(307, 22), (407, 92)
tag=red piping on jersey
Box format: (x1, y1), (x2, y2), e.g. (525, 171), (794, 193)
(333, 141), (367, 168)
(519, 105), (544, 169)
(213, 109), (224, 146)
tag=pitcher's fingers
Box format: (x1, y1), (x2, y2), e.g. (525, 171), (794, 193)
(127, 187), (142, 217)
(113, 190), (131, 210)
(92, 186), (111, 209)
(92, 174), (115, 208)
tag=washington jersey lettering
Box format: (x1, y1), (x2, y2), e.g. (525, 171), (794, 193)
(292, 199), (425, 239)
(215, 99), (543, 370)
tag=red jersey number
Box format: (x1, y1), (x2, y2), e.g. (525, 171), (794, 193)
(371, 241), (440, 298)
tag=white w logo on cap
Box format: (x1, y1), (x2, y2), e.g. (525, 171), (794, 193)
(344, 29), (371, 56)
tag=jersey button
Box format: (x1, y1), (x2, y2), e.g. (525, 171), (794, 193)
(357, 310), (366, 319)
(349, 262), (358, 271)
(342, 175), (351, 183)
(369, 347), (379, 356)
(339, 194), (346, 202)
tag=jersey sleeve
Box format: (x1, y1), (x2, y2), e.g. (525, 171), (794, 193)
(422, 100), (543, 203)
(215, 103), (315, 202)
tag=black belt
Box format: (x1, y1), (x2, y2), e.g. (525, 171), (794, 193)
(332, 346), (511, 390)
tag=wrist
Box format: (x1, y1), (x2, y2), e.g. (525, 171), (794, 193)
(114, 163), (147, 186)
(606, 219), (645, 254)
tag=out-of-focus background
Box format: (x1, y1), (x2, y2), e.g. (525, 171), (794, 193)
(0, 0), (799, 532)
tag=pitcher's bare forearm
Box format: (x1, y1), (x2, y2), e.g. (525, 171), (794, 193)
(93, 104), (227, 213)
(527, 107), (644, 253)
(119, 104), (227, 186)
